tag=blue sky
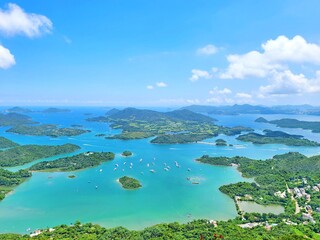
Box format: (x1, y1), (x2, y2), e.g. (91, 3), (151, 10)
(0, 0), (320, 106)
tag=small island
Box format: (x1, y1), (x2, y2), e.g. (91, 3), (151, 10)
(0, 143), (80, 167)
(255, 117), (320, 133)
(236, 129), (320, 146)
(0, 136), (19, 149)
(41, 108), (71, 113)
(5, 106), (32, 113)
(6, 124), (90, 137)
(29, 152), (115, 172)
(121, 151), (133, 157)
(68, 175), (76, 178)
(118, 176), (142, 189)
(215, 139), (227, 146)
(95, 133), (106, 137)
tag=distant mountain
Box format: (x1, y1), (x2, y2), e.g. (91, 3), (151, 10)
(165, 109), (214, 122)
(182, 104), (320, 115)
(105, 108), (121, 116)
(41, 108), (71, 113)
(5, 107), (32, 113)
(105, 107), (214, 123)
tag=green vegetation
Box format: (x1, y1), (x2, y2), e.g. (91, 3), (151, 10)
(6, 124), (90, 137)
(3, 219), (320, 239)
(118, 176), (141, 189)
(0, 169), (31, 201)
(122, 151), (132, 157)
(68, 175), (76, 178)
(197, 152), (320, 206)
(0, 144), (80, 167)
(88, 108), (252, 144)
(151, 133), (214, 144)
(0, 113), (36, 126)
(237, 130), (320, 146)
(29, 152), (115, 171)
(215, 139), (227, 146)
(256, 117), (320, 133)
(0, 137), (19, 149)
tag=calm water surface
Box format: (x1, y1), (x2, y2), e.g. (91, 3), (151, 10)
(0, 107), (319, 233)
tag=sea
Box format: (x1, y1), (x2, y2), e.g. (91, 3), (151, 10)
(0, 107), (319, 233)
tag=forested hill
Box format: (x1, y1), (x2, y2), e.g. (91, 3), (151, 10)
(88, 107), (214, 123)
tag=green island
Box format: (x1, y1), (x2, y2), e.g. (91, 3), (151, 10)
(0, 113), (36, 126)
(5, 106), (32, 113)
(29, 152), (115, 172)
(6, 124), (90, 137)
(118, 176), (142, 189)
(87, 108), (252, 144)
(256, 117), (320, 133)
(41, 108), (71, 113)
(215, 139), (227, 146)
(0, 143), (80, 167)
(121, 150), (132, 157)
(68, 175), (76, 178)
(0, 136), (19, 149)
(236, 129), (320, 146)
(0, 169), (31, 202)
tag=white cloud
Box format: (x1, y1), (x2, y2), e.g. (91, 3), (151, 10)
(209, 87), (232, 95)
(260, 70), (320, 95)
(196, 44), (218, 55)
(146, 85), (154, 90)
(156, 82), (167, 87)
(236, 92), (252, 99)
(220, 35), (320, 79)
(0, 3), (52, 37)
(186, 99), (200, 104)
(190, 69), (211, 82)
(0, 45), (15, 69)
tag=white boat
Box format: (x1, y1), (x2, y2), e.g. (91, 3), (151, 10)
(150, 169), (155, 173)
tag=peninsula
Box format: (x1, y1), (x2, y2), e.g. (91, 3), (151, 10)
(29, 152), (115, 171)
(0, 143), (80, 167)
(0, 137), (19, 149)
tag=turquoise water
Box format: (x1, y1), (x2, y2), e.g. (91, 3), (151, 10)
(0, 107), (320, 233)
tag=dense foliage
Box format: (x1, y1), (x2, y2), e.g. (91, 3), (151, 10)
(237, 129), (320, 146)
(29, 152), (115, 171)
(7, 124), (90, 137)
(0, 137), (19, 149)
(0, 144), (80, 167)
(118, 176), (141, 189)
(2, 219), (319, 239)
(0, 169), (31, 201)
